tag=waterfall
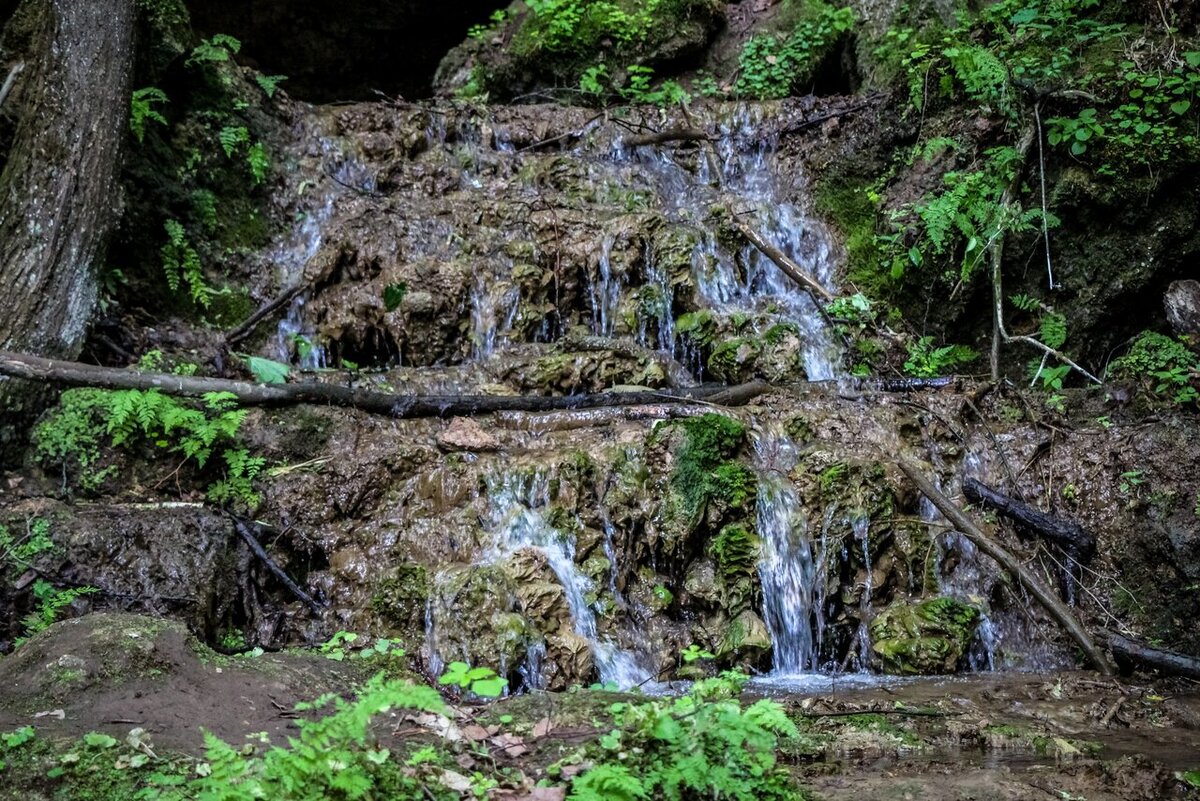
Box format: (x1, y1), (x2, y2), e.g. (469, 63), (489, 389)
(851, 515), (874, 672)
(588, 236), (620, 339)
(484, 470), (652, 689)
(469, 264), (518, 361)
(754, 427), (828, 674)
(613, 103), (843, 380)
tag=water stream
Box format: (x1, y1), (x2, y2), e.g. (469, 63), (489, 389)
(480, 469), (652, 690)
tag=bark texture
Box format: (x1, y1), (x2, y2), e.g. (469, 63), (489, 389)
(0, 0), (134, 455)
(0, 0), (133, 357)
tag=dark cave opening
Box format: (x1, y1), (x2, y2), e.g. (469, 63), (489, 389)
(186, 0), (506, 102)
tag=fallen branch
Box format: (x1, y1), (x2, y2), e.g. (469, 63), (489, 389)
(229, 515), (324, 615)
(224, 282), (308, 347)
(0, 350), (757, 418)
(730, 217), (836, 304)
(963, 478), (1095, 558)
(897, 458), (1114, 675)
(1106, 631), (1200, 680)
(779, 100), (877, 135)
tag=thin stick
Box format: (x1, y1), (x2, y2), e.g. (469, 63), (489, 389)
(229, 515), (324, 614)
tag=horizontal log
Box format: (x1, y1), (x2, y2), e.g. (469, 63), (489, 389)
(1107, 631), (1200, 680)
(0, 350), (762, 418)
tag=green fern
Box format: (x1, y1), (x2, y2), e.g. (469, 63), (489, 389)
(129, 86), (169, 143)
(246, 141), (270, 184)
(218, 125), (251, 157)
(187, 33), (241, 67)
(254, 73), (288, 98)
(161, 219), (210, 308)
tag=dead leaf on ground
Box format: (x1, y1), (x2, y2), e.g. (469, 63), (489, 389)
(531, 717), (554, 738)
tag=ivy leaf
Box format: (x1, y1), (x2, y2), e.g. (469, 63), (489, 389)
(383, 283), (408, 312)
(1170, 100), (1191, 115)
(245, 356), (290, 385)
(83, 733), (118, 749)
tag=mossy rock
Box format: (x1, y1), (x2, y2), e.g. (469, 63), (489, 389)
(371, 563), (430, 636)
(716, 609), (772, 667)
(708, 336), (764, 383)
(869, 597), (980, 675)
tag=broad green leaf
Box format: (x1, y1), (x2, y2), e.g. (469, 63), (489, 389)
(245, 356), (290, 385)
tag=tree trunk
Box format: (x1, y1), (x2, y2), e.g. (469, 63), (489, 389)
(0, 0), (134, 452)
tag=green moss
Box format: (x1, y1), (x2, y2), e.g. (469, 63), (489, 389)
(372, 564), (431, 635)
(815, 179), (883, 295)
(708, 336), (763, 383)
(710, 523), (761, 612)
(869, 597), (981, 675)
(839, 713), (921, 747)
(668, 414), (748, 517)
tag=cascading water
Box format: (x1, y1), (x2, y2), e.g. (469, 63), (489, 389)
(481, 469), (652, 689)
(588, 236), (620, 339)
(753, 427), (827, 674)
(851, 515), (874, 671)
(612, 105), (843, 380)
(469, 264), (519, 361)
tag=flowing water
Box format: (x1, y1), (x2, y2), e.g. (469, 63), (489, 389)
(426, 468), (653, 690)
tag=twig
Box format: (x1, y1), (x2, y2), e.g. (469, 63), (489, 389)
(228, 514), (324, 614)
(0, 62), (25, 108)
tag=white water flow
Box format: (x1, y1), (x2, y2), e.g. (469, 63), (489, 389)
(851, 515), (874, 671)
(485, 470), (652, 689)
(274, 136), (376, 369)
(754, 428), (827, 674)
(469, 262), (519, 361)
(588, 236), (620, 339)
(616, 105), (843, 379)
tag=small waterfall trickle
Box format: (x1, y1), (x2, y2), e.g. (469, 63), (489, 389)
(588, 236), (620, 338)
(469, 265), (518, 361)
(754, 427), (828, 674)
(485, 470), (652, 689)
(851, 516), (874, 672)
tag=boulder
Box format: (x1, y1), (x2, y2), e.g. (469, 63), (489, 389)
(870, 597), (980, 675)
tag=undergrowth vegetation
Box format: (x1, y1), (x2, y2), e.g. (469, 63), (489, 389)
(34, 354), (263, 509)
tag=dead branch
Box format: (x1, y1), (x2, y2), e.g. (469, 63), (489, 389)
(897, 458), (1114, 675)
(229, 515), (324, 615)
(963, 477), (1095, 558)
(0, 350), (759, 418)
(989, 127), (1101, 384)
(224, 282), (308, 347)
(1106, 631), (1200, 680)
(730, 217), (836, 304)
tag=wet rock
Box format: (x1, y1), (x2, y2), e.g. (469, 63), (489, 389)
(870, 597), (981, 675)
(1165, 279), (1200, 338)
(717, 609), (772, 666)
(437, 417), (501, 452)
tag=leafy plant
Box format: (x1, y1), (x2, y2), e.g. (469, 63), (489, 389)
(246, 141), (270, 184)
(383, 283), (408, 312)
(187, 33), (242, 67)
(35, 385), (264, 509)
(243, 355), (291, 385)
(254, 74), (288, 98)
(1110, 331), (1200, 406)
(438, 661), (508, 699)
(680, 644), (715, 663)
(567, 672), (801, 800)
(736, 4), (856, 99)
(189, 674), (448, 801)
(18, 580), (98, 646)
(161, 219), (209, 308)
(318, 631), (358, 661)
(218, 125), (251, 157)
(130, 87), (169, 143)
(903, 336), (977, 377)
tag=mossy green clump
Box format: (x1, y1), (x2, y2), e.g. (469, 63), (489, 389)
(815, 179), (883, 296)
(372, 563), (431, 635)
(869, 597), (981, 675)
(708, 337), (764, 383)
(668, 413), (748, 518)
(710, 523), (760, 613)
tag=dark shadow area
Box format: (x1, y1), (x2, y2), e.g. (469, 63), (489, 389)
(187, 0), (505, 102)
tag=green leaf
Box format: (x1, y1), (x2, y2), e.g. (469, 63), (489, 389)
(382, 283), (408, 312)
(470, 677), (508, 698)
(83, 733), (118, 749)
(245, 356), (290, 385)
(1170, 100), (1191, 115)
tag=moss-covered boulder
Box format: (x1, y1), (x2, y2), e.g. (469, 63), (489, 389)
(869, 597), (980, 675)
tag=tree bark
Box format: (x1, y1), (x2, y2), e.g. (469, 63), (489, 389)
(1106, 631), (1200, 680)
(0, 0), (135, 445)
